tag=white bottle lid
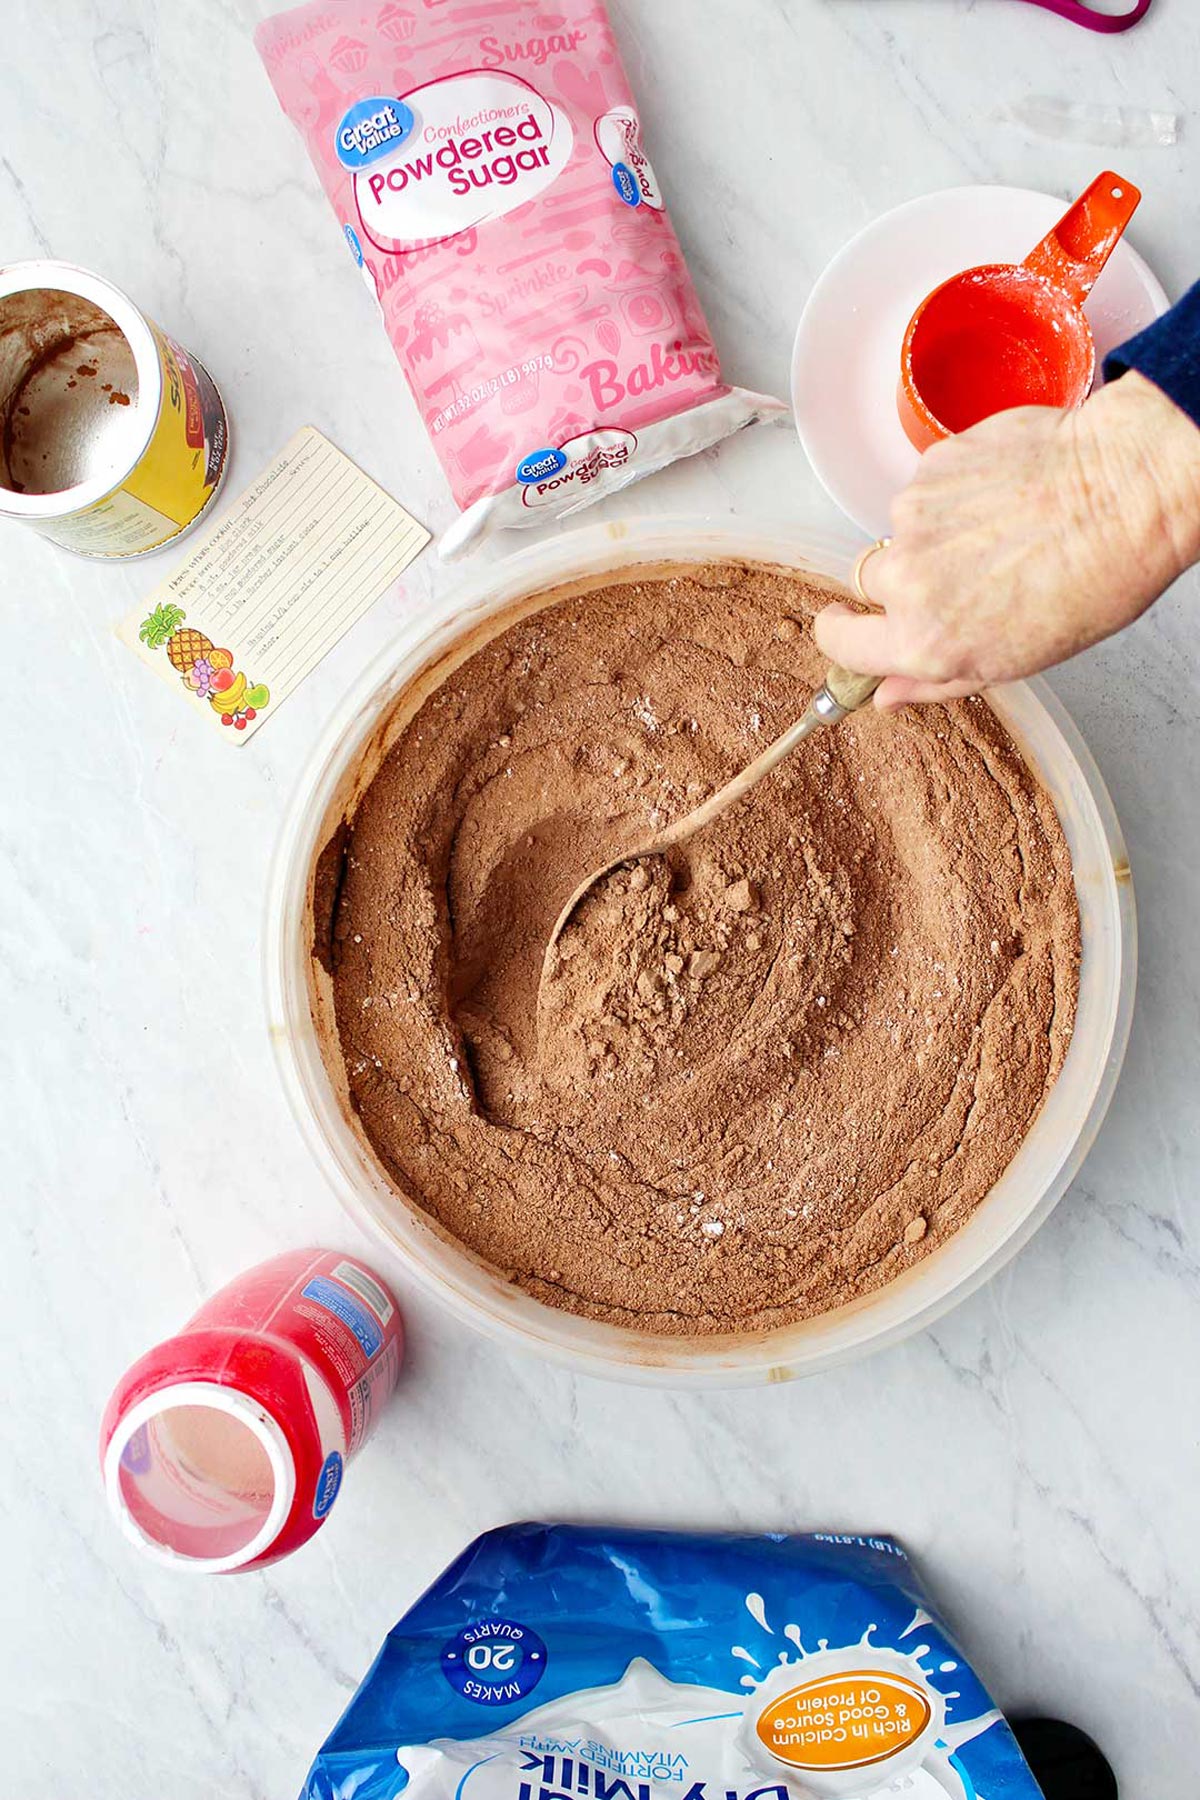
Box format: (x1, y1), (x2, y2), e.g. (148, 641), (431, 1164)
(103, 1380), (297, 1575)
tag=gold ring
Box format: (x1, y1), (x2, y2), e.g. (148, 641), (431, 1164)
(850, 537), (892, 604)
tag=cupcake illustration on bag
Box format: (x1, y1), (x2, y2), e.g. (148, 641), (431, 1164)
(377, 3), (417, 40)
(139, 603), (269, 732)
(330, 36), (370, 74)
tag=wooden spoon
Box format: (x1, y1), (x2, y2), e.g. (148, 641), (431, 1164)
(541, 662), (881, 977)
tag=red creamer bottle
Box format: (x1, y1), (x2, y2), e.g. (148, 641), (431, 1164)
(100, 1249), (402, 1573)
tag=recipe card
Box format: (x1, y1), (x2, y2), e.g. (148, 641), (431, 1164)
(120, 427), (430, 742)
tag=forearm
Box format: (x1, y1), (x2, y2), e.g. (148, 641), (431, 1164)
(1085, 370), (1200, 588)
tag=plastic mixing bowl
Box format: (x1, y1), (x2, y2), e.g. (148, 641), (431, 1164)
(266, 517), (1135, 1387)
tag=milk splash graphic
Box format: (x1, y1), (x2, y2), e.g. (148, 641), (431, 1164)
(729, 1592), (1001, 1798)
(297, 1526), (1041, 1800)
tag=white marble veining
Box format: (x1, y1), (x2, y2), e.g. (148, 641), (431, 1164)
(2, 1), (1198, 1794)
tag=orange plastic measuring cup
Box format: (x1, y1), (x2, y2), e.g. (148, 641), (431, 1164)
(898, 171), (1141, 451)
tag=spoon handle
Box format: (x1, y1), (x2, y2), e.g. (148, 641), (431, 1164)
(821, 663), (882, 717)
(543, 661), (880, 961)
(654, 664), (877, 849)
(654, 712), (821, 847)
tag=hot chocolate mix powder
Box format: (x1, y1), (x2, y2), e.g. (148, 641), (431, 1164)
(321, 563), (1080, 1334)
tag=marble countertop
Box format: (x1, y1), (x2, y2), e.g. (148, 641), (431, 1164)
(3, 1), (1198, 1794)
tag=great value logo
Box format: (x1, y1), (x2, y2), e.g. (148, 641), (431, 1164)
(336, 96), (416, 170)
(312, 1451), (344, 1519)
(515, 446), (568, 484)
(611, 162), (640, 208)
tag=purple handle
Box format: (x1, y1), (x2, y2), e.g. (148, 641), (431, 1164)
(1017, 0), (1153, 29)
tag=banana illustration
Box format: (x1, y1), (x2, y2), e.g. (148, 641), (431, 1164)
(209, 671), (248, 715)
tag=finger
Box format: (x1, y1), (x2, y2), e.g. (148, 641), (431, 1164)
(851, 536), (904, 606)
(813, 602), (904, 677)
(874, 673), (981, 711)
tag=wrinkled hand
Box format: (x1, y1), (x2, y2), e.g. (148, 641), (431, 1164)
(815, 371), (1200, 709)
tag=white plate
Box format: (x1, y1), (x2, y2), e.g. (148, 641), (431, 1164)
(791, 184), (1170, 538)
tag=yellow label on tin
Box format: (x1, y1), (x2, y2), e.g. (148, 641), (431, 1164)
(41, 489), (183, 556)
(124, 326), (226, 531)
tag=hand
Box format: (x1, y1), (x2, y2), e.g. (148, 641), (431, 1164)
(814, 371), (1200, 708)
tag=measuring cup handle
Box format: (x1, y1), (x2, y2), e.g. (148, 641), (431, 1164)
(1023, 171), (1141, 306)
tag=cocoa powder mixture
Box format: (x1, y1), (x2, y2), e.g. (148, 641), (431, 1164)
(320, 562), (1080, 1335)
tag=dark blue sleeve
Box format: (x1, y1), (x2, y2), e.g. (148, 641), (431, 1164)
(1104, 279), (1200, 429)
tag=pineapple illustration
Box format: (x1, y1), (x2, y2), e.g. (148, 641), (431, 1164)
(139, 602), (213, 675)
(137, 600), (271, 733)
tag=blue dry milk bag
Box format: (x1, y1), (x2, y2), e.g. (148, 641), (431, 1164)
(301, 1525), (1044, 1800)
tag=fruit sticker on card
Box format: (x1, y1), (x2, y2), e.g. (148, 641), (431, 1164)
(119, 427), (429, 741)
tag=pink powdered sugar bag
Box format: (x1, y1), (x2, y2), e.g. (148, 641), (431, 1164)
(255, 1), (782, 556)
